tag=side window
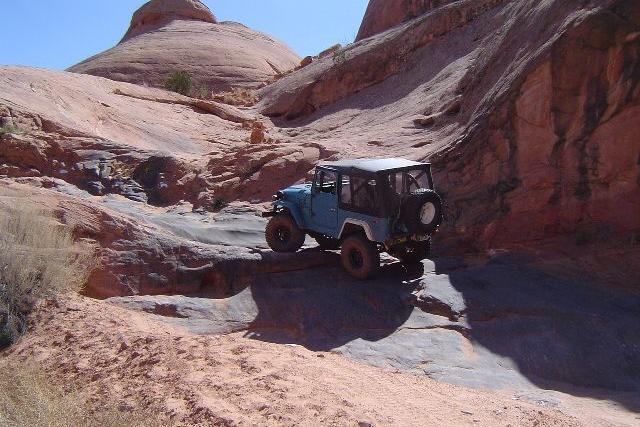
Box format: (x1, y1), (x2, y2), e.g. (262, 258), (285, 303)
(314, 169), (337, 195)
(340, 175), (351, 204)
(351, 177), (376, 210)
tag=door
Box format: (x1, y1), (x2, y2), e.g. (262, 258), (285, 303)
(311, 168), (339, 234)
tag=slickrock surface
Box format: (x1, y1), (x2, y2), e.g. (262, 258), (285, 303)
(0, 66), (326, 205)
(0, 180), (328, 299)
(68, 0), (300, 92)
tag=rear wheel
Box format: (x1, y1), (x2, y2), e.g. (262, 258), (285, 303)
(265, 214), (305, 253)
(340, 235), (380, 279)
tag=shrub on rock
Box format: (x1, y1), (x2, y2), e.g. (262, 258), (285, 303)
(165, 71), (192, 95)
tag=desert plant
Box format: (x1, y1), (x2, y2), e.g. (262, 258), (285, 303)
(212, 87), (259, 106)
(332, 49), (347, 64)
(211, 197), (229, 212)
(0, 204), (94, 346)
(0, 124), (21, 136)
(192, 85), (212, 100)
(165, 71), (192, 95)
(0, 360), (167, 427)
(0, 301), (25, 349)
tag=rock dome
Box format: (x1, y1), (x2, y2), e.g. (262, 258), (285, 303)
(68, 0), (300, 93)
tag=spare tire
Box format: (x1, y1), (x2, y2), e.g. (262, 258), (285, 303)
(402, 189), (443, 234)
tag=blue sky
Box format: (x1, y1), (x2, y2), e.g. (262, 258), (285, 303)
(0, 0), (369, 70)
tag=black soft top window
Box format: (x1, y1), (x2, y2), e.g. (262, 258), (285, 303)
(386, 167), (432, 195)
(340, 173), (380, 215)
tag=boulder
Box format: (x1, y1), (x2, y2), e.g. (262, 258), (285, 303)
(68, 0), (300, 93)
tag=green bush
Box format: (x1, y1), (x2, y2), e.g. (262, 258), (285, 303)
(0, 125), (21, 136)
(165, 71), (192, 95)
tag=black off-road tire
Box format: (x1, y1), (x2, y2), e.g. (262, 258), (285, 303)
(394, 240), (431, 264)
(315, 235), (341, 250)
(340, 235), (380, 280)
(265, 214), (305, 253)
(402, 190), (443, 234)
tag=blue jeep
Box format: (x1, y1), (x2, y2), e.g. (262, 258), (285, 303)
(263, 158), (444, 279)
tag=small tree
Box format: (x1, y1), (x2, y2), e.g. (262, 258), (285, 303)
(165, 71), (192, 95)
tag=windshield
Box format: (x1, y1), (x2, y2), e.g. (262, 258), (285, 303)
(386, 168), (431, 194)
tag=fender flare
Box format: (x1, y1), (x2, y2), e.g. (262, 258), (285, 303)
(273, 201), (305, 229)
(338, 219), (375, 241)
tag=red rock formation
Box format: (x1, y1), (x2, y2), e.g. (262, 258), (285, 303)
(122, 0), (217, 41)
(260, 0), (505, 119)
(68, 0), (300, 93)
(434, 0), (640, 252)
(356, 0), (458, 41)
(260, 0), (640, 254)
(1, 0), (638, 266)
(0, 66), (330, 206)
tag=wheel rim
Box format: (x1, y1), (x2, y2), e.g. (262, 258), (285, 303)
(348, 249), (364, 269)
(419, 202), (436, 225)
(275, 226), (290, 243)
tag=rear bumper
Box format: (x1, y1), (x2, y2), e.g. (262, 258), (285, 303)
(384, 233), (430, 249)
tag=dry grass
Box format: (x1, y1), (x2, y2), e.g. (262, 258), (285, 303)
(0, 204), (93, 310)
(212, 87), (259, 107)
(0, 203), (94, 346)
(0, 360), (167, 427)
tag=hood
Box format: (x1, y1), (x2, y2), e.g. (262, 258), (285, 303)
(279, 183), (311, 202)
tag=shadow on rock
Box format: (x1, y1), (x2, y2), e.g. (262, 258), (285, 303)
(435, 256), (640, 412)
(244, 256), (424, 351)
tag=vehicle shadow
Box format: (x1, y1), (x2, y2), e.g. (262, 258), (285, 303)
(244, 253), (425, 351)
(433, 256), (640, 413)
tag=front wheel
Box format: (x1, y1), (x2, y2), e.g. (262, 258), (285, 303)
(340, 235), (380, 280)
(265, 214), (305, 253)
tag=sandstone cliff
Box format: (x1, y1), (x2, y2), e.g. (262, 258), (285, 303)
(260, 0), (640, 253)
(356, 0), (459, 41)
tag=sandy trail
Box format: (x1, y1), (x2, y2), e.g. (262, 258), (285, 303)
(4, 295), (636, 427)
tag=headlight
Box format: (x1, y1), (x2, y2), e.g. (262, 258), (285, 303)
(273, 191), (284, 201)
